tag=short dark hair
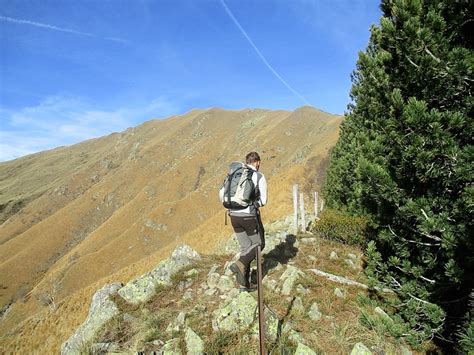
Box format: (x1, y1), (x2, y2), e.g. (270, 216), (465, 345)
(245, 151), (261, 164)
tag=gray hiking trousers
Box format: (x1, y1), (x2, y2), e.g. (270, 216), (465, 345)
(229, 212), (265, 267)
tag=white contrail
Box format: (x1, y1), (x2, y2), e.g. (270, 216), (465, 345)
(220, 0), (311, 106)
(0, 15), (128, 43)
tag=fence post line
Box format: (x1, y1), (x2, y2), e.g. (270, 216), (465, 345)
(293, 184), (298, 234)
(299, 192), (306, 233)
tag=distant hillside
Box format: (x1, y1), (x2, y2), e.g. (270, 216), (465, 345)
(0, 106), (342, 351)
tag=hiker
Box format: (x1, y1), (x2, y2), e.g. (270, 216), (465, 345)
(219, 151), (267, 289)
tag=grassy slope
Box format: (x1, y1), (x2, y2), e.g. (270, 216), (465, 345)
(0, 106), (342, 352)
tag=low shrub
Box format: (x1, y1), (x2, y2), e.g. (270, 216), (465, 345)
(311, 208), (369, 246)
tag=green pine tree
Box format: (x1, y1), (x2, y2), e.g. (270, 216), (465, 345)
(324, 0), (473, 349)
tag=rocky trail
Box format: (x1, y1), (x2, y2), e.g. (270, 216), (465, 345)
(61, 217), (413, 354)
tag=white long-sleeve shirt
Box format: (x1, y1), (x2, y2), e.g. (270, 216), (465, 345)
(219, 164), (267, 215)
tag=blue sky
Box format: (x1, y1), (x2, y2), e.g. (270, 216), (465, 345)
(0, 0), (381, 161)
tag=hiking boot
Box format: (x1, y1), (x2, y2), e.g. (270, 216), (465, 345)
(230, 261), (249, 288)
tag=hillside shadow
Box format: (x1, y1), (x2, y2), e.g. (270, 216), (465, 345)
(253, 234), (299, 280)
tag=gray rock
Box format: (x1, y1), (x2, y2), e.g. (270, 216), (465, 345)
(374, 307), (393, 322)
(166, 311), (186, 333)
(178, 279), (193, 292)
(308, 302), (322, 321)
(292, 297), (305, 316)
(280, 265), (304, 295)
(217, 275), (234, 293)
(334, 288), (346, 299)
(118, 245), (200, 304)
(330, 251), (338, 260)
(347, 253), (357, 260)
(282, 323), (304, 344)
(350, 342), (373, 355)
(185, 327), (204, 354)
(308, 255), (317, 262)
(60, 283), (122, 355)
(207, 272), (220, 289)
(295, 342), (317, 355)
(212, 292), (256, 332)
(264, 279), (279, 292)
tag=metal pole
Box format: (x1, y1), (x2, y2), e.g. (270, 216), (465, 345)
(293, 184), (298, 234)
(256, 245), (266, 355)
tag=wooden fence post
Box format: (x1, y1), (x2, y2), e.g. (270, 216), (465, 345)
(320, 198), (324, 213)
(299, 192), (306, 233)
(293, 185), (298, 234)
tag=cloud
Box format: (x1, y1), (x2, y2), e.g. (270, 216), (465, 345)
(0, 96), (179, 162)
(0, 15), (128, 43)
(220, 0), (311, 106)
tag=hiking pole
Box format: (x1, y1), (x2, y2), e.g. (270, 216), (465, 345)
(256, 244), (266, 354)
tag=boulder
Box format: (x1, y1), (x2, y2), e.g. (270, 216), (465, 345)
(60, 283), (122, 355)
(118, 245), (200, 304)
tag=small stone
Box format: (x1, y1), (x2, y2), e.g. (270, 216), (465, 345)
(308, 255), (317, 262)
(264, 279), (279, 292)
(207, 272), (220, 289)
(350, 342), (373, 355)
(330, 251), (338, 260)
(183, 289), (194, 300)
(178, 279), (193, 291)
(223, 261), (233, 276)
(344, 259), (357, 270)
(334, 288), (346, 298)
(295, 342), (317, 355)
(296, 284), (310, 295)
(200, 282), (208, 290)
(347, 253), (357, 260)
(185, 327), (204, 354)
(308, 302), (322, 321)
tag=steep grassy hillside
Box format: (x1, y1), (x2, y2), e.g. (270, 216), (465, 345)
(0, 106), (342, 351)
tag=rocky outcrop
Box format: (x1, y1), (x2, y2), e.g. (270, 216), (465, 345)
(118, 245), (200, 304)
(60, 283), (123, 355)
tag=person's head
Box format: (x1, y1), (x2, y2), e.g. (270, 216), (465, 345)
(245, 151), (261, 170)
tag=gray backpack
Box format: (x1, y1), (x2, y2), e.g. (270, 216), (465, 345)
(220, 162), (260, 210)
